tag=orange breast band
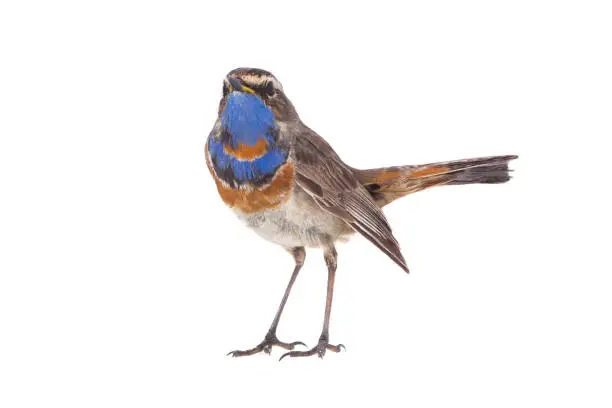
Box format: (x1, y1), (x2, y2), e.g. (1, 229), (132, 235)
(210, 161), (294, 214)
(223, 139), (268, 160)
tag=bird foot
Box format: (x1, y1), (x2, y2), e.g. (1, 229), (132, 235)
(279, 334), (345, 360)
(227, 332), (306, 357)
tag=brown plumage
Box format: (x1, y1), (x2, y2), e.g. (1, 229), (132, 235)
(209, 67), (518, 359)
(356, 155), (518, 207)
(293, 126), (409, 272)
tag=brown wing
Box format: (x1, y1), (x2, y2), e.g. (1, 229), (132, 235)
(293, 126), (409, 272)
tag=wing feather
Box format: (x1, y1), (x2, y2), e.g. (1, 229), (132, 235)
(293, 127), (409, 272)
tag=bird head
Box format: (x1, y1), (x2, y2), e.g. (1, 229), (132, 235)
(219, 68), (298, 122)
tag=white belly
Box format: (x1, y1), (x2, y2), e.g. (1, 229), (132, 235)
(234, 187), (350, 249)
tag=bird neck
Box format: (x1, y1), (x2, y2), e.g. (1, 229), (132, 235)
(208, 93), (289, 187)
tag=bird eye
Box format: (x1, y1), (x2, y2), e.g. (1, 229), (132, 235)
(264, 81), (276, 97)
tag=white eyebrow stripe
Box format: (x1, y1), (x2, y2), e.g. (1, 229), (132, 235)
(239, 74), (283, 92)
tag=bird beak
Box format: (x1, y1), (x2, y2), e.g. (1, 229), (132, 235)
(226, 76), (243, 93)
(226, 76), (255, 95)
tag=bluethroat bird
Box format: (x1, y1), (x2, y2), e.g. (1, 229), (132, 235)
(205, 68), (517, 360)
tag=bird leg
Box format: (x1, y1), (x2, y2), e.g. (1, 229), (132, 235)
(280, 246), (345, 360)
(228, 247), (307, 357)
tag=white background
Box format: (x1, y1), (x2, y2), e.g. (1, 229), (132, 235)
(1, 0), (611, 407)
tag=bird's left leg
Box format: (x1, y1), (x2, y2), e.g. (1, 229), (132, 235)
(227, 247), (307, 357)
(280, 245), (345, 360)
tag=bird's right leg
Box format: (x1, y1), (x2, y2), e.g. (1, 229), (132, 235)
(280, 245), (345, 360)
(227, 247), (307, 357)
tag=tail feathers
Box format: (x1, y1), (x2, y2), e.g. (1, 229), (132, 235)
(427, 155), (518, 185)
(356, 155), (518, 206)
(448, 162), (511, 184)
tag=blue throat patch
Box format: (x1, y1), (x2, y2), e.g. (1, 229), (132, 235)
(209, 92), (288, 186)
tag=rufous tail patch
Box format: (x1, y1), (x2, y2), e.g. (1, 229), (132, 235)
(407, 166), (450, 179)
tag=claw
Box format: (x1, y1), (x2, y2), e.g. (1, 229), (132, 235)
(227, 334), (306, 357)
(279, 339), (345, 360)
(279, 350), (304, 361)
(288, 341), (307, 349)
(227, 347), (262, 357)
